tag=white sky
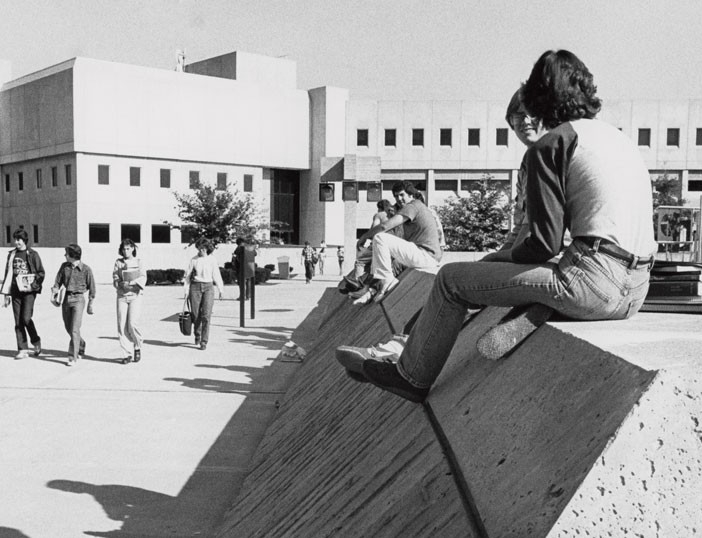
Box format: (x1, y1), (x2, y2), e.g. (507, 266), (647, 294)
(1, 0), (700, 104)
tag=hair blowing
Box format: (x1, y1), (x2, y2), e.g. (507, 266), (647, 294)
(521, 50), (602, 129)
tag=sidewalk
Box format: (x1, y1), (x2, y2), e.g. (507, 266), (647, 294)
(0, 273), (340, 537)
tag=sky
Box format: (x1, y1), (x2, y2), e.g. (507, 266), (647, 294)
(1, 0), (701, 105)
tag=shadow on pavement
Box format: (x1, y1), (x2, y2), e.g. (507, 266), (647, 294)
(0, 528), (30, 537)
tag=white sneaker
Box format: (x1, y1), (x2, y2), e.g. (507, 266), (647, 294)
(352, 288), (377, 305)
(15, 350), (29, 360)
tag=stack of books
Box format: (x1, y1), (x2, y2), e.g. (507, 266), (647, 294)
(641, 261), (702, 313)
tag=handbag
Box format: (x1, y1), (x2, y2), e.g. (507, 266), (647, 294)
(179, 298), (193, 336)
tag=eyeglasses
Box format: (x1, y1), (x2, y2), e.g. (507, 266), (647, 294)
(509, 113), (529, 126)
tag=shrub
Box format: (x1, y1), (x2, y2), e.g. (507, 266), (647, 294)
(434, 177), (513, 251)
(146, 269), (185, 285)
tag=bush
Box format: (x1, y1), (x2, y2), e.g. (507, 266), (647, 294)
(146, 269), (185, 285)
(434, 178), (513, 251)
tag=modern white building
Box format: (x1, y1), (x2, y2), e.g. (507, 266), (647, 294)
(2, 50), (702, 276)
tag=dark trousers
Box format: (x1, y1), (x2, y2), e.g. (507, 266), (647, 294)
(189, 282), (214, 344)
(12, 292), (40, 351)
(62, 293), (86, 360)
(304, 261), (314, 282)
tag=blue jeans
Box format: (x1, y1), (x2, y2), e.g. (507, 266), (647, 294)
(189, 282), (214, 344)
(62, 293), (86, 360)
(11, 292), (40, 351)
(397, 239), (651, 388)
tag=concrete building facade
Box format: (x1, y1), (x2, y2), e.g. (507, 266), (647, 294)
(2, 50), (702, 278)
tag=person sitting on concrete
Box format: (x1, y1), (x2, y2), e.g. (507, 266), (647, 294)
(336, 49), (656, 402)
(349, 181), (442, 305)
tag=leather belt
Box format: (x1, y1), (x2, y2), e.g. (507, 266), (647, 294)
(577, 237), (654, 270)
(66, 291), (84, 295)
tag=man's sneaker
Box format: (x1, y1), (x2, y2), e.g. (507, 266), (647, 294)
(33, 342), (41, 357)
(66, 358), (76, 367)
(373, 277), (400, 303)
(362, 359), (429, 403)
(477, 303), (553, 360)
(15, 349), (29, 360)
(336, 340), (403, 375)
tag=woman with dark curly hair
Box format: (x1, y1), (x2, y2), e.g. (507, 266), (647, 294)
(113, 238), (146, 364)
(336, 49), (657, 403)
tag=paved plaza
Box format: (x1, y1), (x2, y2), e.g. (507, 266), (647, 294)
(0, 273), (338, 537)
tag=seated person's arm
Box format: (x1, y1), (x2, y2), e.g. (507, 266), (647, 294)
(356, 214), (408, 250)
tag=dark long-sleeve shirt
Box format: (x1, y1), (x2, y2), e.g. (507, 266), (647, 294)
(53, 261), (96, 299)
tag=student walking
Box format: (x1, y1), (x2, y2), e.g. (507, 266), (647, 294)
(1, 229), (45, 359)
(52, 244), (96, 366)
(113, 239), (147, 364)
(184, 238), (224, 351)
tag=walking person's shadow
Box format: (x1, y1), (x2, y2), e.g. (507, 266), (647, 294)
(46, 479), (210, 536)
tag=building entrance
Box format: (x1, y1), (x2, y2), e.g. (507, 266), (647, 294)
(271, 169), (300, 245)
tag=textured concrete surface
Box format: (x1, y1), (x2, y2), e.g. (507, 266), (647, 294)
(219, 269), (702, 538)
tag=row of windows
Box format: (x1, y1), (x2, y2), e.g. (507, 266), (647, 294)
(4, 165), (72, 193)
(98, 165), (254, 191)
(357, 127), (702, 148)
(318, 179), (510, 202)
(357, 128), (509, 148)
(3, 165), (255, 193)
(3, 223), (189, 245)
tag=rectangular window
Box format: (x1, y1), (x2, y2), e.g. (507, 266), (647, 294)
(342, 182), (358, 202)
(32, 224), (39, 244)
(356, 129), (369, 147)
(5, 226), (11, 244)
(189, 170), (199, 189)
(129, 167), (141, 186)
(4, 174), (9, 192)
(36, 169), (42, 189)
(319, 183), (335, 202)
(688, 180), (702, 191)
(120, 224), (141, 242)
(468, 128), (480, 146)
(160, 169), (171, 188)
(216, 172), (227, 190)
(180, 226), (196, 244)
(666, 128), (680, 147)
(51, 166), (58, 187)
(88, 223), (110, 243)
(65, 164), (72, 185)
(98, 164), (109, 185)
(366, 182), (382, 202)
(243, 174), (253, 192)
(638, 128), (651, 146)
(412, 128), (424, 146)
(384, 129), (397, 147)
(435, 179), (458, 191)
(496, 128), (509, 146)
(152, 224), (171, 243)
(697, 128), (702, 146)
(18, 172), (23, 191)
(440, 128), (452, 147)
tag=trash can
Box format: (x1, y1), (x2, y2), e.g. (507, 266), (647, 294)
(277, 256), (290, 279)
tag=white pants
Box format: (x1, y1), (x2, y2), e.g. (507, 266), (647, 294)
(371, 232), (438, 282)
(116, 292), (143, 356)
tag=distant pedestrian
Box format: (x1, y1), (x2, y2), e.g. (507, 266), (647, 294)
(184, 238), (224, 351)
(1, 228), (45, 359)
(317, 240), (326, 275)
(113, 239), (146, 364)
(301, 241), (315, 283)
(337, 246), (345, 275)
(52, 243), (96, 366)
(232, 237), (254, 300)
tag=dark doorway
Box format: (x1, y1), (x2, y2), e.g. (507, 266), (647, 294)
(271, 169), (299, 245)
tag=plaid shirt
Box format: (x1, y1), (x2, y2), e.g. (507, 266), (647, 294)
(301, 246), (316, 262)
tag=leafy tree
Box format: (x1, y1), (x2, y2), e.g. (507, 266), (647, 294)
(166, 179), (265, 247)
(434, 177), (513, 251)
(651, 173), (686, 209)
